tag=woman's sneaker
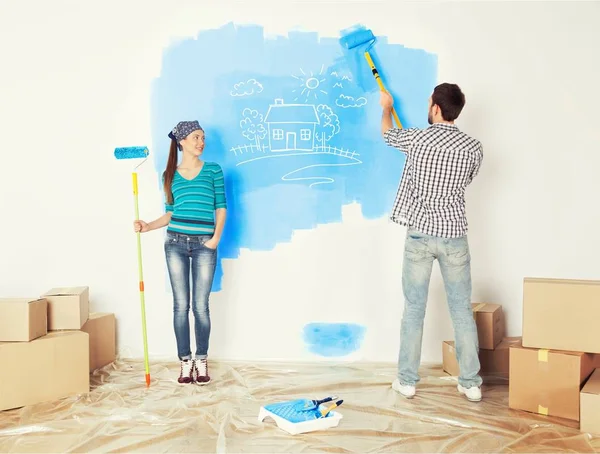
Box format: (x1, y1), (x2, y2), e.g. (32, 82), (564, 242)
(194, 358), (211, 385)
(178, 360), (194, 384)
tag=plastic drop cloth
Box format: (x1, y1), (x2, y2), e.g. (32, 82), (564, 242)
(0, 359), (599, 453)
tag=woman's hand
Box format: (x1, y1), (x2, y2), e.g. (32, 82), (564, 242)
(133, 220), (150, 233)
(204, 237), (219, 250)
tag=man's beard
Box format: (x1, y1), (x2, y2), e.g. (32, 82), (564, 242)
(427, 110), (433, 125)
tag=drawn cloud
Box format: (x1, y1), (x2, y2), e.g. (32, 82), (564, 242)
(335, 94), (367, 108)
(230, 78), (264, 97)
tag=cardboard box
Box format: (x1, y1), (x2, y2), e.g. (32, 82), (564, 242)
(82, 313), (116, 372)
(0, 331), (89, 411)
(472, 303), (505, 350)
(522, 277), (600, 353)
(442, 340), (461, 376)
(443, 337), (520, 378)
(508, 341), (595, 421)
(0, 298), (48, 341)
(42, 286), (89, 330)
(581, 368), (600, 435)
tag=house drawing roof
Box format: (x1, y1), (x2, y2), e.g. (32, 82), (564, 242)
(264, 99), (320, 124)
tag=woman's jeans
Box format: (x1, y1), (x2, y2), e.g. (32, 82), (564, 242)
(398, 228), (482, 389)
(164, 232), (217, 361)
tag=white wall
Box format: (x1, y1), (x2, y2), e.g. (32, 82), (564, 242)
(1, 0), (598, 364)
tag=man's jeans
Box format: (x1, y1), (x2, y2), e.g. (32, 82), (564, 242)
(164, 232), (217, 361)
(398, 228), (482, 389)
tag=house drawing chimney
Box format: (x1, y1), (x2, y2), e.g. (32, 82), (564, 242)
(274, 98), (284, 105)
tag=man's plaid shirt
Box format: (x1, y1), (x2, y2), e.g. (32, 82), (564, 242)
(384, 123), (483, 238)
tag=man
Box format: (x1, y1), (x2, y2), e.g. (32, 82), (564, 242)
(380, 83), (484, 402)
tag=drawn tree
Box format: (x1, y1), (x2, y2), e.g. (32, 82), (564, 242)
(240, 108), (267, 149)
(315, 104), (340, 147)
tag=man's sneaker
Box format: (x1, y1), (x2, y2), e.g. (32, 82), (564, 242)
(194, 358), (211, 385)
(458, 384), (482, 402)
(178, 360), (194, 384)
(392, 378), (416, 398)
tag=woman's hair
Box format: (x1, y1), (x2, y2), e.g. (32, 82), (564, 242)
(162, 139), (179, 205)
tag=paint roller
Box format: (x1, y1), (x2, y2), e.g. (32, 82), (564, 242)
(340, 27), (403, 128)
(113, 146), (151, 387)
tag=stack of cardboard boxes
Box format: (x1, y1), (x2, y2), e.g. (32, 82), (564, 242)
(0, 286), (116, 412)
(509, 278), (600, 434)
(443, 303), (520, 379)
(441, 279), (600, 433)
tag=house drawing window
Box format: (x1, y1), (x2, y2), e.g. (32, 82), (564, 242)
(264, 99), (320, 152)
(300, 129), (311, 141)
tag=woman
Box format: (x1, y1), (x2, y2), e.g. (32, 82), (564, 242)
(134, 120), (227, 385)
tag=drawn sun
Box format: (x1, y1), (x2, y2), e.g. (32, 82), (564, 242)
(292, 65), (328, 102)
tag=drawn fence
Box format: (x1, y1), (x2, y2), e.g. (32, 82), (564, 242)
(314, 145), (360, 159)
(229, 144), (268, 156)
(229, 143), (360, 160)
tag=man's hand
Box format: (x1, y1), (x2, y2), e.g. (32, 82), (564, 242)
(380, 90), (394, 110)
(380, 90), (394, 136)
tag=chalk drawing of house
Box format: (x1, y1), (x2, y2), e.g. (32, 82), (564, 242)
(264, 99), (320, 152)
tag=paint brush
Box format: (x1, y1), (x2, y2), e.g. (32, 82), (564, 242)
(313, 395), (338, 406)
(296, 395), (339, 411)
(318, 399), (344, 418)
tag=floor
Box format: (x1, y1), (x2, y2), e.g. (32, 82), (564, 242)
(0, 359), (598, 453)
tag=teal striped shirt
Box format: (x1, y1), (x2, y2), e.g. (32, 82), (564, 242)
(165, 162), (227, 236)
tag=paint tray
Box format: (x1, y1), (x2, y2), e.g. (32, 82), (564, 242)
(258, 399), (343, 435)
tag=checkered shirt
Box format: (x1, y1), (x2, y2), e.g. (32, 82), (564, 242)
(384, 123), (483, 238)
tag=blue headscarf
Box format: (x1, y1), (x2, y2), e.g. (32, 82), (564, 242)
(168, 120), (203, 142)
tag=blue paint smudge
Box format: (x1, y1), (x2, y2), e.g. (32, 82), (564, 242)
(151, 23), (438, 291)
(302, 322), (367, 357)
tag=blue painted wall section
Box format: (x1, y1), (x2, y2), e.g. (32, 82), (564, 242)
(151, 23), (438, 292)
(302, 322), (367, 357)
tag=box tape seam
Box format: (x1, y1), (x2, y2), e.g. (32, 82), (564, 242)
(473, 303), (486, 312)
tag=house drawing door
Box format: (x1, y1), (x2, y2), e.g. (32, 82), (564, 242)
(286, 132), (297, 150)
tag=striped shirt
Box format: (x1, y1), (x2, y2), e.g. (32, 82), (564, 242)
(165, 162), (227, 236)
(384, 123), (483, 238)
